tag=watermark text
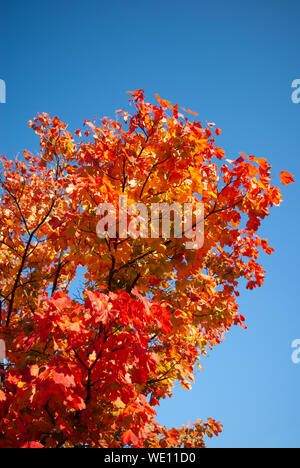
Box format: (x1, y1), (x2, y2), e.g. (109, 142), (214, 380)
(96, 196), (204, 250)
(291, 339), (300, 364)
(291, 79), (300, 104)
(0, 79), (6, 104)
(0, 339), (5, 364)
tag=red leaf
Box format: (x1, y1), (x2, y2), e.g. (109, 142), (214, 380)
(52, 371), (75, 388)
(121, 430), (139, 447)
(49, 216), (63, 230)
(187, 291), (200, 302)
(21, 442), (44, 449)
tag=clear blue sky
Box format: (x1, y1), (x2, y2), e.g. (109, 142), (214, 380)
(1, 0), (299, 448)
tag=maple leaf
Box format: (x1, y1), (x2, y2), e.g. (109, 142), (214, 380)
(49, 216), (64, 230)
(187, 291), (201, 302)
(21, 442), (44, 449)
(155, 93), (173, 110)
(182, 107), (198, 116)
(52, 371), (76, 388)
(280, 170), (295, 186)
(121, 430), (139, 447)
(85, 290), (112, 323)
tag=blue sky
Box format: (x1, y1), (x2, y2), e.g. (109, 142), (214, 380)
(1, 0), (299, 448)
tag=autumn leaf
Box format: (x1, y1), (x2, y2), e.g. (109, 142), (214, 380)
(280, 170), (295, 186)
(21, 442), (44, 449)
(155, 93), (173, 110)
(182, 107), (198, 116)
(49, 216), (64, 230)
(121, 430), (139, 447)
(52, 371), (76, 388)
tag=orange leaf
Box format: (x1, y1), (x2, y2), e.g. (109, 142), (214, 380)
(280, 170), (294, 186)
(182, 107), (198, 116)
(155, 94), (173, 110)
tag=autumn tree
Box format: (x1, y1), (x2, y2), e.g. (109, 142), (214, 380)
(0, 90), (293, 448)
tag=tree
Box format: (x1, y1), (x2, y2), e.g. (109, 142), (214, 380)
(0, 90), (293, 448)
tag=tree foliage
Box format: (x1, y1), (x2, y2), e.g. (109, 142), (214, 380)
(0, 90), (293, 448)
